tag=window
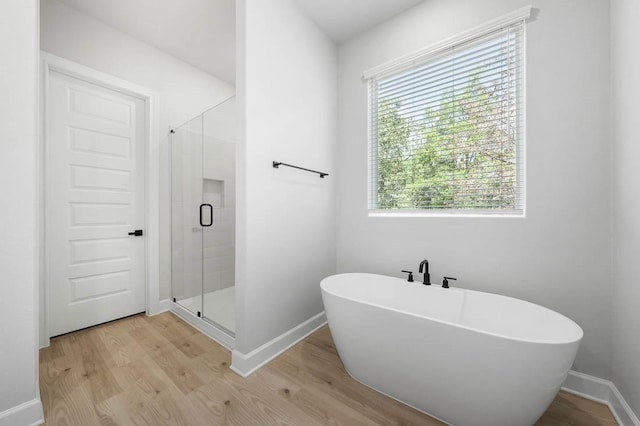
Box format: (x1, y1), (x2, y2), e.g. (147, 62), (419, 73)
(367, 16), (526, 215)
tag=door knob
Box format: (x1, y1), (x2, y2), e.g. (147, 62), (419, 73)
(128, 230), (143, 236)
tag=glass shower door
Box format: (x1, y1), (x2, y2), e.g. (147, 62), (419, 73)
(171, 115), (204, 317)
(201, 98), (236, 335)
(171, 97), (236, 337)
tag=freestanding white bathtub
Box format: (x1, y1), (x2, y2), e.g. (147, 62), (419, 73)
(320, 273), (583, 426)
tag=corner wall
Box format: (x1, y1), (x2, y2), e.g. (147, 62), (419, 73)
(611, 0), (640, 417)
(234, 0), (336, 369)
(0, 0), (44, 424)
(336, 0), (611, 378)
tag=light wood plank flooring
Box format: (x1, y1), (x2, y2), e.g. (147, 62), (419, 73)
(40, 313), (617, 425)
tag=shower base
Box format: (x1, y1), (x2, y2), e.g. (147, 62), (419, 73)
(178, 286), (235, 333)
(171, 286), (235, 350)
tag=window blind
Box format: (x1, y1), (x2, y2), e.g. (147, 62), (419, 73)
(368, 21), (525, 213)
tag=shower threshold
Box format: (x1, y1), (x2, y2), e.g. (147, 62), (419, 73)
(171, 287), (235, 350)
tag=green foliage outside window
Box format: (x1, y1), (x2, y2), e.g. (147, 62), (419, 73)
(373, 55), (520, 211)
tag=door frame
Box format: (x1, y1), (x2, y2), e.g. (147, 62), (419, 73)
(40, 52), (161, 347)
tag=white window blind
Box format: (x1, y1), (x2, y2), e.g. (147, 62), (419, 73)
(367, 19), (526, 214)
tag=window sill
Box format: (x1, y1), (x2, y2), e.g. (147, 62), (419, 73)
(368, 209), (525, 218)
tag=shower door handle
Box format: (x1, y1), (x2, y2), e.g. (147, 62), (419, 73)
(199, 204), (213, 227)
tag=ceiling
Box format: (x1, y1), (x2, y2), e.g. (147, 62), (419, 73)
(56, 0), (425, 84)
(293, 0), (425, 43)
(57, 0), (236, 83)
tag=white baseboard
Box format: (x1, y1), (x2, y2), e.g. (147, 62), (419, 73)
(155, 298), (171, 314)
(562, 370), (639, 426)
(170, 301), (235, 350)
(0, 399), (44, 426)
(146, 298), (170, 316)
(231, 311), (327, 378)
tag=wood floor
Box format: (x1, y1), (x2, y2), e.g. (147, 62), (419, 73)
(40, 312), (618, 425)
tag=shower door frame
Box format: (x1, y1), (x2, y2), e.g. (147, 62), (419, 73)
(168, 102), (236, 351)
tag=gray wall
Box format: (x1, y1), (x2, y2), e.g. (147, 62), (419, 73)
(611, 0), (640, 416)
(0, 0), (42, 423)
(235, 0), (337, 353)
(336, 0), (612, 379)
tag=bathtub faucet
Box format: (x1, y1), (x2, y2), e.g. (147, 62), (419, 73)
(418, 260), (431, 285)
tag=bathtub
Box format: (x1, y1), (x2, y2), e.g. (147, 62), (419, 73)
(320, 273), (583, 426)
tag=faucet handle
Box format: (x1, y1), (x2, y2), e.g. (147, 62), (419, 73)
(442, 276), (457, 288)
(401, 270), (414, 282)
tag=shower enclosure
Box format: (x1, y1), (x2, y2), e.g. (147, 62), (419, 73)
(170, 97), (236, 348)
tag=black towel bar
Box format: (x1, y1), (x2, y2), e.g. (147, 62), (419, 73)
(272, 161), (328, 178)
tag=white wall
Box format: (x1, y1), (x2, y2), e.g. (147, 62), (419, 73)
(337, 0), (611, 378)
(235, 0), (336, 354)
(40, 0), (235, 309)
(611, 0), (640, 416)
(0, 0), (44, 424)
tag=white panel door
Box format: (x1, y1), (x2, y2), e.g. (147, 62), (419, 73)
(47, 70), (146, 336)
